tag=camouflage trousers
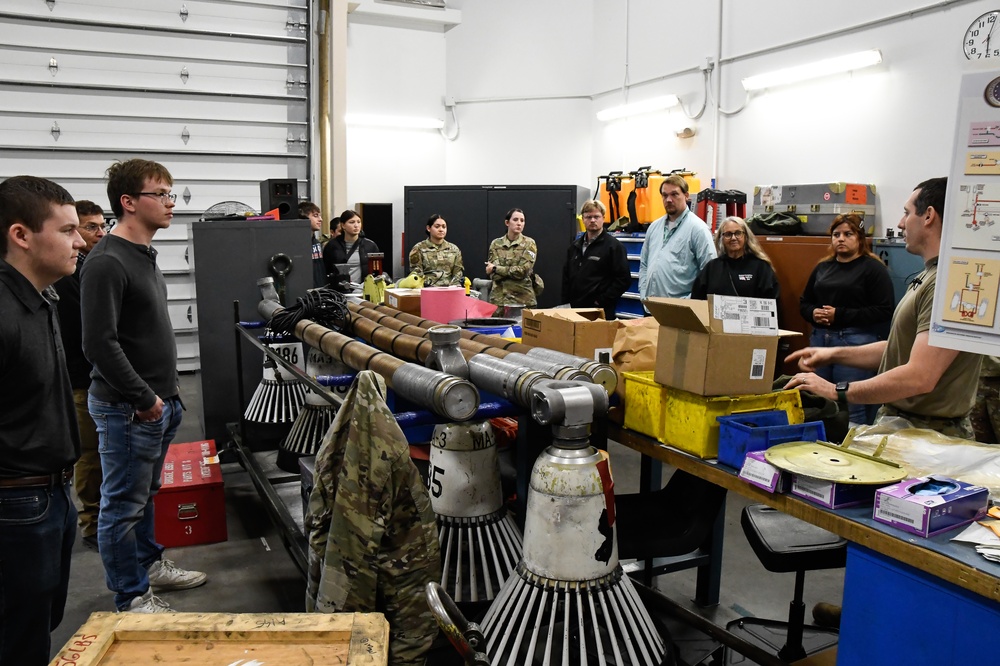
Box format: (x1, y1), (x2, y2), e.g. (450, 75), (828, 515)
(970, 376), (1000, 444)
(876, 405), (975, 441)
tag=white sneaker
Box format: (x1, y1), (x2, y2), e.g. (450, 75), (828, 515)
(124, 589), (175, 613)
(147, 558), (208, 591)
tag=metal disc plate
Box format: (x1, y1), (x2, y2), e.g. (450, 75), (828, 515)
(764, 441), (907, 484)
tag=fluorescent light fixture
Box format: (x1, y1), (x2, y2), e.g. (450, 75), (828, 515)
(345, 113), (445, 129)
(741, 49), (882, 91)
(596, 94), (680, 122)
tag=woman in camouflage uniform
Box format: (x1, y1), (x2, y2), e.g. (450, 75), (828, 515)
(408, 214), (464, 287)
(486, 207), (537, 307)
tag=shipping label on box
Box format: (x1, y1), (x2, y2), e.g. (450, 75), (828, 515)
(711, 295), (778, 335)
(154, 440), (227, 548)
(739, 450), (790, 493)
(873, 476), (989, 537)
(791, 475), (876, 509)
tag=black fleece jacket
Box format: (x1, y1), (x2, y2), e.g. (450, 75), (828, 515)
(561, 231), (631, 319)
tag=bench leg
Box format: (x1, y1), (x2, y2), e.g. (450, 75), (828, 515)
(694, 494), (726, 607)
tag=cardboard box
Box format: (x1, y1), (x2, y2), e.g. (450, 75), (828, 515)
(739, 450), (791, 493)
(645, 295), (795, 396)
(154, 440), (227, 548)
(873, 476), (989, 537)
(384, 288), (421, 315)
(521, 308), (619, 362)
(790, 475), (877, 509)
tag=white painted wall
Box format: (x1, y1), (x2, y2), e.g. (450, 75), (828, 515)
(344, 0), (996, 248)
(442, 0), (595, 186)
(344, 21), (447, 274)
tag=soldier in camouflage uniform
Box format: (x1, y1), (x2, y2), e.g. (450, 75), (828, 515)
(486, 207), (538, 307)
(408, 214), (464, 287)
(305, 370), (441, 666)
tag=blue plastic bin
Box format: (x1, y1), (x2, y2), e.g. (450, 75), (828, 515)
(716, 410), (826, 469)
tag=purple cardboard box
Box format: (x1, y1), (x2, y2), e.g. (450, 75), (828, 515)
(790, 475), (877, 509)
(873, 476), (989, 538)
(739, 450), (790, 493)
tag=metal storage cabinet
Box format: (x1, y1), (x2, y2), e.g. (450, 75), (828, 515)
(403, 185), (590, 308)
(192, 219), (313, 445)
(616, 234), (646, 318)
(871, 237), (926, 304)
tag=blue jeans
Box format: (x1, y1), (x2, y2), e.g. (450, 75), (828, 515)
(0, 479), (76, 665)
(810, 328), (879, 424)
(89, 395), (182, 610)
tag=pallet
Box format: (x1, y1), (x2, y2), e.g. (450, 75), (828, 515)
(50, 611), (388, 665)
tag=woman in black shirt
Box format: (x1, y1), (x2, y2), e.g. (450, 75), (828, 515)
(800, 213), (894, 424)
(691, 216), (779, 300)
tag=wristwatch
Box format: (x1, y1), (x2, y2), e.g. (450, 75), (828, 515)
(835, 381), (850, 407)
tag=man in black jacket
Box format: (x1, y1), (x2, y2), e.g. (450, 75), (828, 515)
(0, 175), (84, 665)
(54, 200), (107, 550)
(561, 200), (631, 319)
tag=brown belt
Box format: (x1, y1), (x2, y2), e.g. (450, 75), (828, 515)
(0, 467), (73, 489)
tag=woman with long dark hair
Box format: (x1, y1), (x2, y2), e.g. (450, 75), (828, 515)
(408, 214), (464, 287)
(321, 209), (382, 283)
(800, 213), (894, 424)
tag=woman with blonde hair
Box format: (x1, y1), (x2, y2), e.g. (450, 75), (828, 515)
(691, 216), (779, 300)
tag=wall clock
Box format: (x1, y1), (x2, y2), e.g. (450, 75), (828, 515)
(966, 10), (1000, 59)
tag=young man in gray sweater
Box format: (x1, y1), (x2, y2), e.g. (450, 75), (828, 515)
(81, 159), (207, 613)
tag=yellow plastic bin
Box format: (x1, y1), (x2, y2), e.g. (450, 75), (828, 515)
(622, 371), (804, 459)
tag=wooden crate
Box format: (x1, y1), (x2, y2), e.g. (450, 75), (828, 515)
(50, 612), (388, 665)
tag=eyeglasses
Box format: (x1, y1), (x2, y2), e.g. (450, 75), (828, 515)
(137, 192), (177, 204)
(722, 230), (745, 239)
(80, 222), (112, 233)
(582, 214), (604, 221)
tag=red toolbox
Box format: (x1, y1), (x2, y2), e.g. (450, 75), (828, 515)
(154, 440), (228, 548)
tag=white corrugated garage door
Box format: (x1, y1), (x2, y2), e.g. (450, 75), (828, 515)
(0, 0), (314, 370)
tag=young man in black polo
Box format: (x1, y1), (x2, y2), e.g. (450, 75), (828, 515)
(0, 175), (85, 665)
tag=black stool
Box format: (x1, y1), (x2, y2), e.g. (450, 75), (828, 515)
(616, 470), (728, 606)
(727, 505), (847, 663)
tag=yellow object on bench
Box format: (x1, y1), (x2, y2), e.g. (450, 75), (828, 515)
(623, 370), (804, 459)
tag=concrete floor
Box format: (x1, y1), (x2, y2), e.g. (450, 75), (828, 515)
(51, 371), (844, 665)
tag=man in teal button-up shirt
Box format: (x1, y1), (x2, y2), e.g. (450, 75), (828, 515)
(638, 174), (715, 301)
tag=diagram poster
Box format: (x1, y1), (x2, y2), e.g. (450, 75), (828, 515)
(939, 256), (1000, 328)
(933, 70), (1000, 354)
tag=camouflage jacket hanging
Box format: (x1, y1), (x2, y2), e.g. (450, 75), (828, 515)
(305, 370), (441, 665)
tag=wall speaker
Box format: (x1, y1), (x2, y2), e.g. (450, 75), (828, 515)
(260, 179), (298, 220)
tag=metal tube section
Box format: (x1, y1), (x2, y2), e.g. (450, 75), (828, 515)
(500, 352), (589, 382)
(348, 301), (506, 360)
(466, 355), (548, 408)
(523, 347), (618, 393)
(350, 301), (615, 391)
(257, 299), (479, 421)
(348, 310), (435, 362)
